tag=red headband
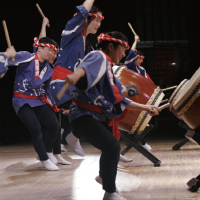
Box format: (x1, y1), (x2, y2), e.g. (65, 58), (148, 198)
(97, 33), (130, 50)
(33, 37), (59, 52)
(136, 55), (145, 59)
(74, 13), (104, 20)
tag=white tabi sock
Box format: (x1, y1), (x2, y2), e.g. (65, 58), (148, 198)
(66, 132), (85, 157)
(47, 152), (58, 164)
(54, 154), (71, 165)
(42, 159), (59, 171)
(103, 192), (127, 200)
(95, 176), (119, 193)
(61, 144), (68, 152)
(119, 154), (133, 163)
(141, 143), (152, 151)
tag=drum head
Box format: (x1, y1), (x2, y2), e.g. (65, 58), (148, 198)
(174, 67), (200, 112)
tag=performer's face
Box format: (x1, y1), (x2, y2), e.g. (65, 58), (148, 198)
(109, 44), (126, 64)
(87, 12), (102, 34)
(135, 57), (144, 66)
(48, 50), (58, 64)
(39, 46), (54, 61)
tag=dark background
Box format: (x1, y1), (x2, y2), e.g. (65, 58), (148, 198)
(0, 0), (199, 144)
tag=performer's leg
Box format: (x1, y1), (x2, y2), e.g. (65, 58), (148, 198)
(53, 124), (71, 165)
(36, 104), (58, 151)
(17, 104), (48, 161)
(72, 115), (120, 193)
(61, 115), (72, 145)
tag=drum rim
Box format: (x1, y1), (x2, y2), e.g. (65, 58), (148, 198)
(130, 87), (164, 134)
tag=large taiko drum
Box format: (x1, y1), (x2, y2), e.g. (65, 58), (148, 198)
(112, 66), (165, 135)
(172, 67), (200, 131)
(168, 79), (189, 119)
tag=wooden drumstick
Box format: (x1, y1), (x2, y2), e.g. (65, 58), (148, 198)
(36, 4), (50, 28)
(128, 22), (140, 42)
(56, 82), (70, 101)
(160, 99), (168, 104)
(150, 103), (170, 114)
(2, 20), (15, 63)
(162, 86), (177, 92)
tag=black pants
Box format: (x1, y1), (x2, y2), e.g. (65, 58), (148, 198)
(17, 104), (59, 161)
(41, 124), (61, 155)
(61, 114), (72, 145)
(71, 115), (120, 193)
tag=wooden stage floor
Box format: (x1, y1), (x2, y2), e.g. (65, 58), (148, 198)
(0, 139), (200, 200)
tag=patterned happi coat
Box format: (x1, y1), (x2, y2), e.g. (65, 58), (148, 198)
(50, 5), (93, 106)
(0, 51), (55, 113)
(68, 50), (131, 122)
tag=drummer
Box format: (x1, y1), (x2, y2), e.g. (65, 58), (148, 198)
(125, 35), (154, 83)
(63, 31), (160, 199)
(124, 34), (153, 151)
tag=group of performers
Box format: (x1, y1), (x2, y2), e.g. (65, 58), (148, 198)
(0, 0), (161, 199)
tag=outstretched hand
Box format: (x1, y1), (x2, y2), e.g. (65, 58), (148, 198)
(146, 105), (161, 116)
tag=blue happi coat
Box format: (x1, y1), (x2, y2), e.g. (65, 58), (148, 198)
(0, 54), (8, 76)
(125, 49), (152, 81)
(69, 51), (131, 122)
(0, 51), (54, 113)
(51, 5), (93, 106)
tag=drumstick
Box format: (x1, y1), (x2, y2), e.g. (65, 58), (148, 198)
(150, 103), (170, 114)
(2, 20), (15, 63)
(36, 4), (50, 28)
(56, 82), (70, 101)
(128, 22), (140, 42)
(158, 103), (170, 110)
(160, 99), (168, 104)
(162, 86), (177, 92)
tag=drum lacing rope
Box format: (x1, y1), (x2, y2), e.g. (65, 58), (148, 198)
(175, 82), (200, 113)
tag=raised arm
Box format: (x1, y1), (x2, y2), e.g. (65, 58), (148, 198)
(39, 17), (49, 39)
(131, 35), (140, 52)
(83, 0), (95, 12)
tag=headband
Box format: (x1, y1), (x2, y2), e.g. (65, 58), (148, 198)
(33, 37), (59, 52)
(137, 55), (145, 59)
(74, 13), (104, 20)
(97, 33), (130, 50)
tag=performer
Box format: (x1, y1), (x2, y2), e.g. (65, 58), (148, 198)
(124, 35), (154, 151)
(60, 31), (160, 200)
(0, 37), (69, 171)
(36, 18), (71, 164)
(50, 0), (104, 157)
(125, 35), (153, 82)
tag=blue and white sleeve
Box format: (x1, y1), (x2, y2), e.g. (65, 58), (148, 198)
(60, 5), (89, 48)
(124, 49), (138, 70)
(7, 51), (34, 66)
(76, 51), (107, 90)
(0, 53), (8, 76)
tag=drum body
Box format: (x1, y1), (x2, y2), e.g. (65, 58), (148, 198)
(173, 67), (200, 131)
(113, 66), (165, 135)
(168, 79), (189, 119)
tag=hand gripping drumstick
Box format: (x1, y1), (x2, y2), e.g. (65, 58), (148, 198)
(56, 82), (70, 101)
(2, 20), (15, 63)
(36, 4), (50, 28)
(128, 22), (140, 42)
(150, 103), (170, 114)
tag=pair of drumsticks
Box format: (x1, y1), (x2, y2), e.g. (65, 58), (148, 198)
(2, 4), (49, 63)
